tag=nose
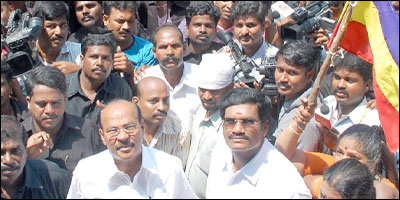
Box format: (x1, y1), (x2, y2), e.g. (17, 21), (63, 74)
(279, 71), (289, 83)
(166, 45), (174, 56)
(54, 25), (62, 35)
(44, 103), (54, 114)
(82, 6), (89, 14)
(116, 129), (130, 141)
(226, 1), (234, 9)
(2, 152), (14, 165)
(337, 79), (346, 89)
(157, 101), (168, 112)
(121, 21), (129, 31)
(200, 25), (206, 33)
(232, 120), (245, 134)
(96, 57), (103, 66)
(202, 91), (213, 101)
(240, 26), (249, 36)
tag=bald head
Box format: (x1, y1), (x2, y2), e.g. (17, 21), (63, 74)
(151, 24), (184, 47)
(136, 77), (168, 98)
(100, 99), (142, 128)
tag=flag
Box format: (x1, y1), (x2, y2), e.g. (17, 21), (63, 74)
(328, 1), (399, 154)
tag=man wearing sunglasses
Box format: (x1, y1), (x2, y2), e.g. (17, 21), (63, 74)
(67, 99), (197, 198)
(206, 87), (311, 198)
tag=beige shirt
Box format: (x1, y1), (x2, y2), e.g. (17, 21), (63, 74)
(143, 111), (191, 170)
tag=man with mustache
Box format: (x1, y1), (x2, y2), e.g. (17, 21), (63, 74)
(140, 24), (201, 132)
(1, 115), (70, 199)
(206, 87), (311, 198)
(66, 34), (132, 126)
(318, 51), (381, 151)
(183, 2), (223, 65)
(33, 1), (82, 75)
(67, 99), (197, 198)
(272, 40), (323, 152)
(185, 53), (234, 198)
(132, 77), (190, 169)
(22, 66), (105, 179)
(68, 1), (104, 43)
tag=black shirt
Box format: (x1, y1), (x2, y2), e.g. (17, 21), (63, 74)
(65, 69), (133, 125)
(22, 112), (106, 178)
(10, 99), (28, 123)
(183, 41), (224, 65)
(67, 27), (90, 43)
(10, 159), (70, 199)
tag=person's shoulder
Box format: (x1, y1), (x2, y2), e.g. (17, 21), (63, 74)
(65, 40), (82, 49)
(134, 35), (154, 48)
(27, 159), (69, 179)
(145, 146), (182, 168)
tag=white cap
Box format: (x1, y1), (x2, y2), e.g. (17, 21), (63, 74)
(197, 53), (234, 90)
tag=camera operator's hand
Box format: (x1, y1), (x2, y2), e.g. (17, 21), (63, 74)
(114, 46), (135, 77)
(133, 65), (152, 84)
(308, 28), (330, 50)
(27, 131), (54, 159)
(51, 61), (81, 75)
(234, 81), (257, 89)
(272, 15), (294, 49)
(366, 99), (377, 110)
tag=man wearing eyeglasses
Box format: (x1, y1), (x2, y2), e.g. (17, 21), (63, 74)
(67, 99), (197, 198)
(206, 87), (311, 198)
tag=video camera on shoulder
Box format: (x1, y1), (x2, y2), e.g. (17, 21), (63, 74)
(4, 9), (43, 77)
(217, 31), (278, 96)
(279, 1), (338, 43)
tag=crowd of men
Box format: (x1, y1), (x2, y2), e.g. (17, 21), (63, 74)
(1, 1), (399, 199)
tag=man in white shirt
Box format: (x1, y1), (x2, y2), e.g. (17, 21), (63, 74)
(132, 76), (190, 169)
(206, 87), (311, 199)
(185, 53), (234, 198)
(32, 1), (81, 75)
(141, 24), (201, 131)
(317, 51), (381, 151)
(67, 100), (197, 198)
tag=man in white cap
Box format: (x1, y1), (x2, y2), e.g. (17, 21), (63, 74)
(185, 53), (234, 198)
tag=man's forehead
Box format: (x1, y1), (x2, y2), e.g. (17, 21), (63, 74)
(44, 17), (68, 24)
(109, 7), (135, 17)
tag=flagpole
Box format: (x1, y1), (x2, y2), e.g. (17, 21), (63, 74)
(307, 1), (356, 111)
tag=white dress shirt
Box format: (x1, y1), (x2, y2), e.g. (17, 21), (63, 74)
(324, 95), (381, 134)
(37, 41), (81, 66)
(142, 62), (201, 131)
(67, 145), (197, 199)
(185, 107), (225, 198)
(206, 139), (312, 199)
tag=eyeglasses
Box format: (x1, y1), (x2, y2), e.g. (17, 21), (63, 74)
(223, 118), (260, 130)
(105, 123), (139, 140)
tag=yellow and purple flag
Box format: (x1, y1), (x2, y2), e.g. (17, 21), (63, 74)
(328, 1), (399, 153)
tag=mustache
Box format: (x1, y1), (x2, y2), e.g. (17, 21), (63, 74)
(228, 134), (249, 140)
(118, 30), (131, 35)
(201, 99), (216, 105)
(1, 163), (20, 172)
(161, 56), (180, 64)
(50, 35), (64, 41)
(93, 65), (106, 72)
(239, 35), (251, 40)
(81, 14), (94, 21)
(334, 88), (349, 96)
(41, 114), (57, 121)
(277, 82), (290, 87)
(153, 111), (167, 117)
(115, 140), (135, 151)
(196, 33), (209, 39)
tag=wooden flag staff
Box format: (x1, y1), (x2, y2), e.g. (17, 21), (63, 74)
(307, 1), (356, 111)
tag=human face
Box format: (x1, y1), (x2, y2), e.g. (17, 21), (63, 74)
(332, 67), (370, 109)
(81, 45), (113, 82)
(198, 86), (230, 113)
(27, 85), (66, 132)
(1, 74), (11, 107)
(275, 55), (314, 101)
(99, 104), (143, 160)
(223, 103), (267, 153)
(319, 181), (343, 199)
(334, 137), (371, 170)
(75, 1), (103, 30)
(39, 16), (69, 50)
(1, 131), (27, 187)
(134, 84), (170, 126)
(103, 7), (135, 44)
(153, 28), (185, 70)
(214, 1), (234, 21)
(233, 15), (264, 50)
(187, 15), (216, 46)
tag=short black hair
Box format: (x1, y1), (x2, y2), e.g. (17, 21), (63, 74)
(1, 115), (28, 147)
(25, 65), (67, 97)
(276, 40), (319, 71)
(334, 50), (373, 82)
(73, 1), (102, 7)
(230, 1), (266, 24)
(220, 87), (272, 122)
(151, 24), (184, 47)
(1, 61), (13, 83)
(81, 34), (117, 57)
(186, 2), (221, 26)
(32, 1), (70, 21)
(324, 158), (376, 199)
(102, 1), (136, 16)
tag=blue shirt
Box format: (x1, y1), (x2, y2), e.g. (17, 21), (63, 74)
(123, 35), (158, 69)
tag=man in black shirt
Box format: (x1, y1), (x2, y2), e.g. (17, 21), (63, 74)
(66, 34), (133, 126)
(1, 115), (70, 199)
(23, 66), (105, 178)
(184, 2), (223, 65)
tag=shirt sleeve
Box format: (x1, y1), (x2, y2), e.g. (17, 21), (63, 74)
(303, 152), (335, 175)
(139, 44), (158, 68)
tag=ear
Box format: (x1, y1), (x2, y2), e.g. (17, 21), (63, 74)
(262, 121), (270, 138)
(26, 96), (31, 110)
(152, 47), (158, 59)
(132, 96), (139, 104)
(103, 14), (109, 26)
(98, 128), (107, 146)
(80, 54), (84, 65)
(185, 26), (189, 37)
(306, 69), (315, 83)
(364, 79), (372, 93)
